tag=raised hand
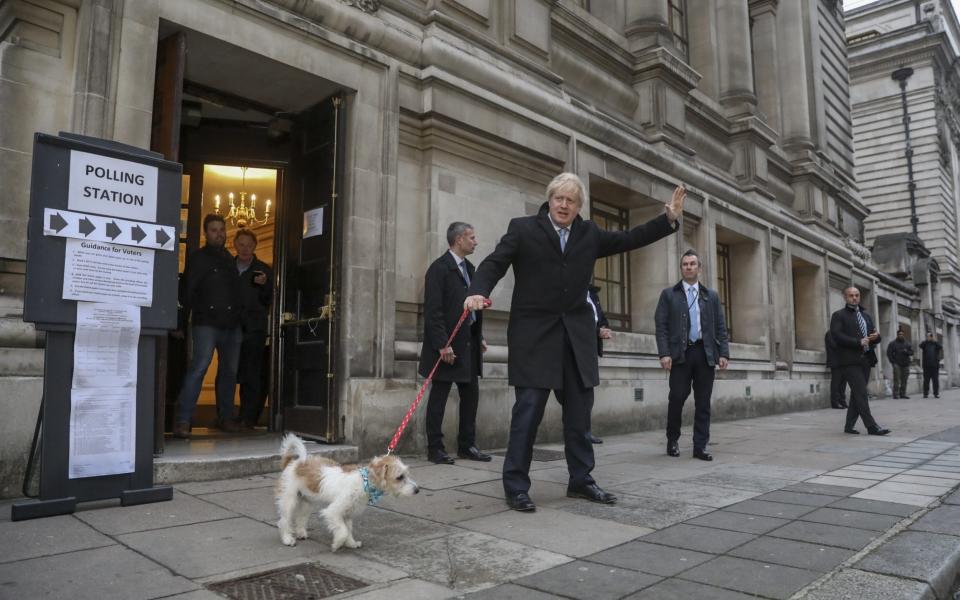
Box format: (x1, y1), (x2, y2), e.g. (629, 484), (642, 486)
(665, 184), (686, 223)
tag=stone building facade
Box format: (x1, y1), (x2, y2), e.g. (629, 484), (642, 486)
(848, 0), (960, 389)
(0, 0), (896, 496)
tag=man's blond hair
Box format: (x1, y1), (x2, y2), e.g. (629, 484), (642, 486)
(545, 172), (585, 206)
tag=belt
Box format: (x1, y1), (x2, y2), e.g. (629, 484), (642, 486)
(686, 339), (703, 347)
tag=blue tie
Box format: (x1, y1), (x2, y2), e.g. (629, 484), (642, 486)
(559, 228), (568, 252)
(688, 286), (700, 343)
(460, 262), (475, 324)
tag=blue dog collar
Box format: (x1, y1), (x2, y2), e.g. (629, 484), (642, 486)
(359, 467), (384, 505)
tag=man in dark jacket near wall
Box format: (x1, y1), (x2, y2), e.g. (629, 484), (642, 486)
(920, 332), (943, 399)
(830, 286), (890, 435)
(174, 214), (243, 437)
(234, 229), (274, 429)
(886, 328), (913, 399)
(825, 331), (848, 409)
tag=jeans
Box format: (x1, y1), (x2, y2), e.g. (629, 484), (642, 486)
(177, 325), (242, 424)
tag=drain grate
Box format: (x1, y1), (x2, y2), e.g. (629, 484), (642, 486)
(492, 447), (567, 462)
(207, 562), (368, 600)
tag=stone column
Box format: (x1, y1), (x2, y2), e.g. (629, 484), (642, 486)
(776, 0), (813, 153)
(625, 0), (671, 51)
(750, 0), (780, 132)
(72, 0), (123, 138)
(716, 0), (756, 117)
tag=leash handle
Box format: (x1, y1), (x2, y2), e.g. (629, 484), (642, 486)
(386, 298), (491, 454)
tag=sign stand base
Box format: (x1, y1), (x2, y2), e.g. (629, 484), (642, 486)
(11, 497), (77, 521)
(121, 485), (173, 506)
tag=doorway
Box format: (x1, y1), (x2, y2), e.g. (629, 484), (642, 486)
(153, 25), (348, 448)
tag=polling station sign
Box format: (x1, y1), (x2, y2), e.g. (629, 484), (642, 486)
(68, 150), (158, 222)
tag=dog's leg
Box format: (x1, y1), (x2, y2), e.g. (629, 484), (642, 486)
(323, 504), (350, 552)
(276, 490), (300, 546)
(344, 517), (362, 549)
(293, 498), (313, 540)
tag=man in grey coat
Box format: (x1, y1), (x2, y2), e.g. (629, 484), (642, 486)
(656, 250), (730, 461)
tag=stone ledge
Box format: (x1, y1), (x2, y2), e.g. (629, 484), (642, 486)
(154, 444), (359, 485)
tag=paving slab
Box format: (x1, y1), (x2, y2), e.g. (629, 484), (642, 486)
(585, 540), (714, 577)
(753, 490), (839, 507)
(890, 473), (960, 487)
(550, 492), (714, 530)
(349, 508), (457, 551)
(727, 536), (855, 572)
(622, 577), (760, 600)
(513, 559), (661, 600)
(678, 555), (821, 599)
(683, 471), (795, 493)
(685, 510), (789, 534)
(0, 544), (199, 600)
(851, 487), (939, 507)
(455, 479), (571, 507)
(359, 530), (570, 593)
(823, 469), (891, 481)
(804, 475), (874, 489)
(73, 490), (237, 535)
(861, 460), (923, 469)
(841, 464), (905, 474)
(116, 517), (328, 578)
(343, 578), (459, 599)
(609, 479), (757, 508)
(408, 464), (499, 490)
(458, 506), (650, 557)
(856, 531), (960, 599)
(873, 479), (955, 495)
(0, 514), (115, 563)
(780, 483), (862, 497)
(909, 504), (960, 536)
(800, 568), (935, 600)
(462, 583), (565, 599)
(767, 521), (878, 550)
(944, 489), (960, 505)
(376, 487), (508, 524)
(196, 485), (277, 523)
(798, 506), (905, 531)
(638, 523), (756, 554)
(165, 591), (225, 600)
(310, 551), (409, 584)
(174, 474), (277, 495)
(723, 499), (817, 519)
(907, 468), (960, 480)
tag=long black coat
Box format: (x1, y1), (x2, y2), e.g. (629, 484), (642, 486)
(181, 244), (242, 329)
(588, 285), (608, 357)
(469, 203), (676, 389)
(654, 281), (730, 367)
(829, 304), (881, 368)
(418, 251), (483, 382)
(237, 255), (273, 334)
(825, 331), (838, 368)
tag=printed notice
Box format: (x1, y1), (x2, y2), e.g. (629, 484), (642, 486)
(62, 238), (154, 306)
(304, 207), (324, 238)
(68, 149), (158, 222)
(73, 302), (139, 389)
(69, 387), (136, 478)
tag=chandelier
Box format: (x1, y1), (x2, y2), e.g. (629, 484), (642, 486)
(213, 166), (271, 227)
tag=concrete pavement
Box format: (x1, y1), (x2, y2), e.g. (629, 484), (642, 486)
(2, 393), (960, 599)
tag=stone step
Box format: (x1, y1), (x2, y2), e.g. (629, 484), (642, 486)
(0, 347), (44, 376)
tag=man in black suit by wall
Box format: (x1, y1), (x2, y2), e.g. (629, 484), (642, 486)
(920, 332), (943, 399)
(464, 172), (684, 512)
(655, 250), (730, 461)
(419, 222), (492, 465)
(830, 286), (891, 436)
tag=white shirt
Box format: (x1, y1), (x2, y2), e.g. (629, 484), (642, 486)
(547, 214), (570, 239)
(684, 280), (701, 340)
(586, 291), (599, 323)
(449, 249), (467, 272)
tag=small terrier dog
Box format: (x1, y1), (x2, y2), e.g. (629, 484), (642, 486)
(276, 433), (419, 551)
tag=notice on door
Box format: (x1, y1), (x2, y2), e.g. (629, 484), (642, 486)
(304, 207), (324, 239)
(72, 302), (140, 389)
(62, 238), (154, 306)
(69, 386), (136, 478)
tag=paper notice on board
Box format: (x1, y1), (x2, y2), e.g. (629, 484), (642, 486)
(62, 238), (154, 306)
(73, 302), (140, 389)
(304, 207), (324, 238)
(69, 387), (136, 478)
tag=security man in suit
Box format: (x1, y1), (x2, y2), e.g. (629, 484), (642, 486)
(464, 172), (684, 512)
(419, 222), (492, 465)
(655, 249), (730, 461)
(830, 286), (890, 435)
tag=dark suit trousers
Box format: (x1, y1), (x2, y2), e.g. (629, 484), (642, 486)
(923, 366), (940, 397)
(425, 376), (479, 453)
(503, 336), (594, 495)
(666, 342), (715, 452)
(830, 367), (847, 407)
(843, 364), (878, 430)
(238, 330), (268, 424)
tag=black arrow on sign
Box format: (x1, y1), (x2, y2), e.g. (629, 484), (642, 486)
(106, 221), (121, 240)
(156, 228), (171, 247)
(49, 212), (68, 233)
(78, 216), (96, 236)
(131, 224), (147, 243)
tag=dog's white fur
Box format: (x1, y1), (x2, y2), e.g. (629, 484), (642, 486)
(276, 433), (419, 551)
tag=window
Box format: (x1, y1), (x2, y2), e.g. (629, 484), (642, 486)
(592, 201), (631, 330)
(668, 0), (689, 59)
(716, 243), (732, 339)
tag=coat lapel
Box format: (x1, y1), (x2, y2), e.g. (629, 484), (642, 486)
(536, 213), (563, 256)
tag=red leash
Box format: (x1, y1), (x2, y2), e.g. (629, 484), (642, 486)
(386, 298), (491, 454)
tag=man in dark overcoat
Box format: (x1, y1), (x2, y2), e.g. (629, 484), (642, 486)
(419, 222), (491, 464)
(464, 172), (684, 512)
(830, 286), (890, 435)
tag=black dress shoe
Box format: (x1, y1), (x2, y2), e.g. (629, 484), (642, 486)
(840, 403), (849, 409)
(457, 446), (492, 462)
(567, 483), (617, 504)
(693, 449), (713, 461)
(844, 428), (860, 434)
(506, 492), (536, 512)
(427, 450), (455, 465)
(868, 427), (891, 436)
(831, 404), (845, 409)
(667, 442), (680, 457)
(586, 432), (604, 444)
(901, 395), (910, 400)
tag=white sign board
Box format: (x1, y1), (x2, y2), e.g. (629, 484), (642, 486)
(62, 239), (154, 306)
(68, 386), (136, 478)
(68, 150), (158, 222)
(72, 303), (140, 389)
(44, 208), (176, 251)
(304, 207), (324, 239)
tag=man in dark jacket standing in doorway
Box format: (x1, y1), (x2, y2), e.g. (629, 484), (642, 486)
(920, 332), (943, 398)
(420, 222), (491, 465)
(830, 286), (890, 435)
(464, 173), (684, 512)
(234, 229), (273, 429)
(886, 328), (913, 399)
(656, 250), (730, 461)
(174, 214), (243, 437)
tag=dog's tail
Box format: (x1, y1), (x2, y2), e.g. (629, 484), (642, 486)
(280, 433), (307, 469)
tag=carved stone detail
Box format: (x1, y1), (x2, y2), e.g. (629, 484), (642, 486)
(339, 0), (381, 14)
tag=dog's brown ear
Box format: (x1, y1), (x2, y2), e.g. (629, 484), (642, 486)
(368, 455), (388, 486)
